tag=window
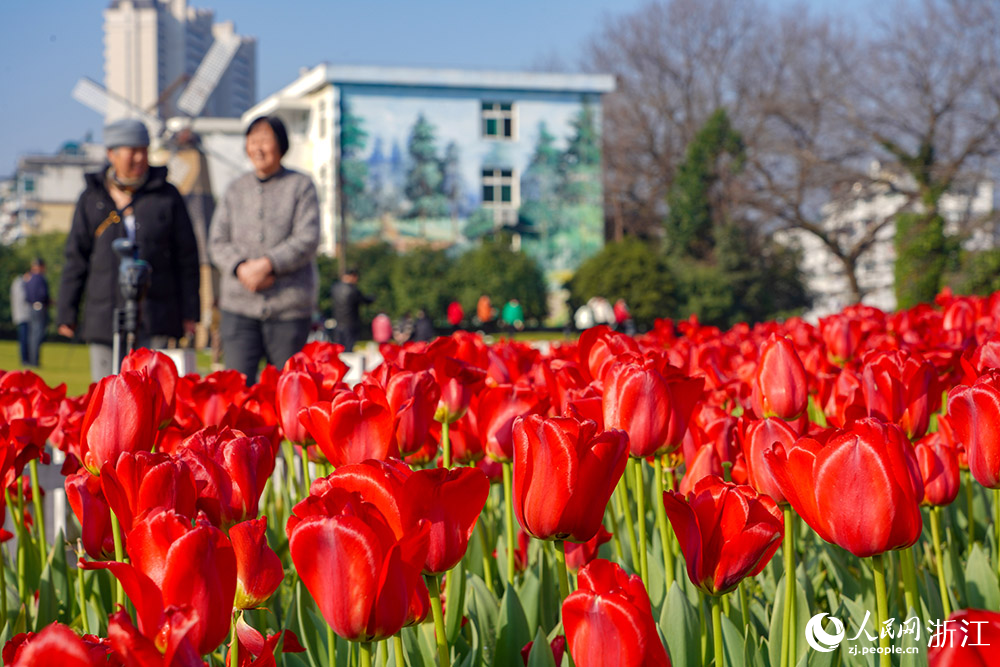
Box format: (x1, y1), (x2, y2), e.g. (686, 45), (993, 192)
(481, 168), (518, 225)
(481, 102), (515, 140)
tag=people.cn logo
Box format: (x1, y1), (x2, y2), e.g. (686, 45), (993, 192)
(805, 613), (846, 652)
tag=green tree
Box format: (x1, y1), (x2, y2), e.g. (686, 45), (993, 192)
(561, 105), (602, 206)
(953, 248), (1000, 296)
(404, 114), (449, 219)
(568, 238), (676, 327)
(0, 232), (67, 337)
(340, 99), (375, 221)
(449, 236), (547, 319)
(894, 210), (955, 309)
(664, 108), (744, 260)
(390, 247), (454, 319)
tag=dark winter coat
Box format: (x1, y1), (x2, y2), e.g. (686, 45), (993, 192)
(57, 165), (200, 345)
(331, 281), (373, 334)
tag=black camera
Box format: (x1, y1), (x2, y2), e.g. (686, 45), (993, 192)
(112, 238), (151, 303)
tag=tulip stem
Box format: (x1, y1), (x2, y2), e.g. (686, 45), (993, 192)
(966, 471), (976, 548)
(29, 459), (47, 563)
(477, 521), (495, 595)
(872, 554), (891, 667)
(653, 460), (674, 589)
(328, 625), (336, 667)
(631, 459), (649, 588)
(615, 475), (640, 574)
(995, 488), (1000, 581)
(502, 462), (516, 583)
(10, 486), (26, 603)
(282, 439), (297, 501)
(231, 610), (240, 667)
(426, 574), (450, 667)
(393, 634), (405, 667)
(930, 506), (952, 618)
(554, 540), (570, 601)
(605, 507), (625, 564)
(739, 581), (750, 633)
(712, 595), (724, 667)
(359, 641), (373, 667)
(899, 546), (919, 615)
(0, 542), (6, 625)
(781, 508), (796, 667)
(442, 421), (452, 469)
(380, 640), (389, 667)
(110, 509), (127, 607)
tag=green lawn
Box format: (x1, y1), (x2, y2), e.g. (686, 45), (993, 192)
(0, 340), (214, 397)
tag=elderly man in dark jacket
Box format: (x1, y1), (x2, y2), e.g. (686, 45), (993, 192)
(57, 119), (200, 381)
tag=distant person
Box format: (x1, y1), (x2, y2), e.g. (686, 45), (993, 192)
(23, 258), (50, 367)
(393, 312), (414, 344)
(574, 303), (595, 331)
(330, 267), (373, 352)
(476, 294), (494, 330)
(613, 298), (636, 335)
(501, 298), (525, 331)
(209, 115), (320, 384)
(10, 272), (30, 365)
(58, 119), (200, 382)
(447, 300), (464, 329)
(372, 312), (393, 345)
(588, 296), (615, 327)
(413, 309), (435, 342)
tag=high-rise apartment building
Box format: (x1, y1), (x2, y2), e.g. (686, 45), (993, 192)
(103, 0), (255, 122)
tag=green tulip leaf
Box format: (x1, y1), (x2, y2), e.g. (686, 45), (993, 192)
(965, 543), (1000, 610)
(526, 626), (557, 667)
(400, 625), (434, 667)
(467, 574), (499, 667)
(767, 573), (787, 667)
(537, 546), (561, 634)
(494, 582), (532, 667)
(517, 565), (541, 636)
(445, 560), (468, 644)
(899, 610), (929, 667)
(661, 581), (700, 667)
(719, 610), (744, 666)
(292, 581), (325, 667)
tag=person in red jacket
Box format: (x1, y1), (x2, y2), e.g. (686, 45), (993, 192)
(447, 301), (464, 330)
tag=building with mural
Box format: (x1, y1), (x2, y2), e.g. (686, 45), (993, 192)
(244, 64), (615, 280)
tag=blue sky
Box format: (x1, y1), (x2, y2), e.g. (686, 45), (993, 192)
(0, 0), (874, 176)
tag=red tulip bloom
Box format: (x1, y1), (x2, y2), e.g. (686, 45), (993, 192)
(578, 325), (641, 383)
(175, 427), (274, 528)
(64, 469), (114, 560)
(739, 417), (800, 505)
(228, 617), (306, 667)
(751, 334), (808, 420)
(663, 475), (783, 595)
(173, 369), (248, 429)
(948, 375), (1000, 489)
(677, 443), (723, 496)
(914, 433), (961, 507)
(286, 341), (350, 388)
(765, 418), (924, 558)
(561, 559), (671, 667)
(927, 608), (1000, 667)
(402, 466), (490, 574)
(377, 366), (441, 457)
(100, 451), (199, 533)
(4, 623), (112, 667)
(275, 368), (323, 445)
(105, 606), (203, 666)
(603, 359), (703, 459)
(79, 370), (158, 474)
(513, 415), (628, 542)
(121, 348), (179, 429)
(298, 384), (397, 467)
(286, 463), (431, 642)
(820, 313), (865, 365)
(230, 517), (284, 609)
(564, 525), (613, 573)
(861, 349), (939, 440)
(478, 382), (548, 463)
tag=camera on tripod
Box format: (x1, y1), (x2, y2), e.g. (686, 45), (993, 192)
(111, 238), (152, 372)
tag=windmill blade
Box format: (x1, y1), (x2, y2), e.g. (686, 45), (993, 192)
(176, 34), (241, 118)
(71, 77), (110, 116)
(71, 76), (165, 135)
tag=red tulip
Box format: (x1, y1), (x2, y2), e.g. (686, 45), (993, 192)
(121, 347), (179, 429)
(561, 559), (671, 666)
(79, 370), (158, 474)
(751, 334), (808, 420)
(513, 415), (628, 542)
(105, 606), (203, 666)
(861, 349), (939, 440)
(286, 463), (430, 642)
(765, 418), (924, 558)
(739, 417), (800, 505)
(64, 469), (114, 560)
(927, 608), (1000, 667)
(275, 368), (322, 445)
(4, 623), (111, 667)
(663, 475), (783, 595)
(100, 451), (199, 533)
(478, 382), (548, 462)
(677, 443), (723, 496)
(914, 433), (961, 507)
(227, 616), (306, 667)
(286, 341), (349, 388)
(820, 313), (865, 365)
(564, 525), (612, 573)
(578, 325), (640, 383)
(948, 375), (1000, 489)
(230, 517), (284, 609)
(298, 384), (397, 467)
(378, 366), (441, 457)
(176, 427), (275, 527)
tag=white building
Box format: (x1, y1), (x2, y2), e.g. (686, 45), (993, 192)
(782, 163), (995, 320)
(103, 0), (255, 122)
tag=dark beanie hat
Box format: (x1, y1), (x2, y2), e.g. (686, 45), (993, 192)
(104, 119), (151, 149)
(246, 116), (290, 157)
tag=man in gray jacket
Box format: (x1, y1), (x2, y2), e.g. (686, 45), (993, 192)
(209, 115), (320, 384)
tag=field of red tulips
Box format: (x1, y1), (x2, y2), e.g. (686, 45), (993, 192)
(3, 289), (1000, 666)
